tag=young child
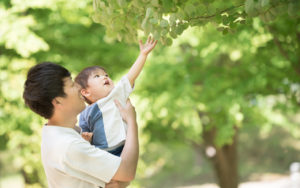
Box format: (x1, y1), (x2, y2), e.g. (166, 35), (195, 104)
(75, 36), (157, 156)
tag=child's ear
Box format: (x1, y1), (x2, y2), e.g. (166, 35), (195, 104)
(52, 97), (62, 108)
(81, 89), (90, 98)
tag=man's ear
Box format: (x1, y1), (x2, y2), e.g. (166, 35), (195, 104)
(81, 88), (90, 98)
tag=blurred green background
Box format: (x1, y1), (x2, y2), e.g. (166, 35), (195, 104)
(0, 0), (300, 188)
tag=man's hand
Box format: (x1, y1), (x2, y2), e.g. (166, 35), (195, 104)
(113, 98), (138, 182)
(114, 99), (136, 125)
(105, 180), (130, 188)
(139, 36), (158, 56)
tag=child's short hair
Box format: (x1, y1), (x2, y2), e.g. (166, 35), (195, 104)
(75, 65), (106, 104)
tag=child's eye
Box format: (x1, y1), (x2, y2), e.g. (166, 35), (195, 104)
(94, 75), (100, 78)
(105, 74), (109, 77)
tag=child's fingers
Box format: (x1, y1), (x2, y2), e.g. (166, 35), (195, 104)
(151, 38), (155, 44)
(82, 132), (87, 137)
(81, 132), (93, 141)
(148, 40), (157, 49)
(139, 40), (143, 47)
(147, 35), (151, 43)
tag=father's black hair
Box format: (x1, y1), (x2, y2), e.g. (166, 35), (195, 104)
(23, 62), (71, 119)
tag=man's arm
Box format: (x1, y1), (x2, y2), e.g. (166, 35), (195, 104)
(112, 99), (139, 182)
(127, 36), (157, 87)
(105, 180), (130, 188)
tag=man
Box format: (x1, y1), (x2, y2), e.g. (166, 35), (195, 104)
(23, 62), (138, 188)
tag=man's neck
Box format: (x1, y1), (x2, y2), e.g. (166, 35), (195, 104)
(47, 115), (77, 128)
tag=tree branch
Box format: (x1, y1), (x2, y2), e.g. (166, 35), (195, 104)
(267, 26), (291, 62)
(187, 4), (244, 21)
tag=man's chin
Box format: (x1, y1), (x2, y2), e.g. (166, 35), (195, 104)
(78, 104), (86, 113)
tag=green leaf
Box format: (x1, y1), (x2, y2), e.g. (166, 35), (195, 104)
(245, 0), (254, 14)
(117, 0), (127, 8)
(92, 13), (102, 23)
(161, 29), (168, 36)
(175, 26), (184, 35)
(265, 10), (276, 22)
(245, 0), (259, 16)
(240, 19), (246, 24)
(169, 30), (177, 38)
(217, 26), (224, 32)
(160, 19), (169, 28)
(150, 18), (158, 24)
(197, 4), (207, 15)
(175, 11), (186, 20)
(259, 14), (267, 22)
(151, 0), (160, 7)
(162, 0), (173, 11)
(169, 13), (176, 26)
(215, 14), (223, 23)
(141, 17), (148, 30)
(230, 22), (237, 29)
(165, 37), (172, 46)
(160, 36), (166, 45)
(93, 0), (104, 9)
(146, 7), (153, 18)
(181, 23), (188, 30)
(288, 1), (300, 17)
(207, 4), (216, 15)
(153, 30), (161, 40)
(184, 3), (197, 17)
(222, 15), (230, 25)
(260, 0), (269, 8)
(269, 7), (277, 17)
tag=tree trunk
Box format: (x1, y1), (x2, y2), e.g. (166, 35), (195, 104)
(197, 110), (239, 188)
(201, 126), (239, 188)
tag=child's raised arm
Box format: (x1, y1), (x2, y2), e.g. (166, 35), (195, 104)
(127, 36), (157, 87)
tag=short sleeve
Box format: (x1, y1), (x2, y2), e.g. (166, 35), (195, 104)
(114, 75), (134, 101)
(79, 113), (90, 132)
(63, 139), (121, 187)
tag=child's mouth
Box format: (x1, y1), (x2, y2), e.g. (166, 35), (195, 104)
(104, 80), (109, 85)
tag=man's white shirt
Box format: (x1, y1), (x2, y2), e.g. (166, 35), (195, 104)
(41, 125), (121, 188)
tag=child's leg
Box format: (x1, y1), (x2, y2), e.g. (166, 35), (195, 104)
(108, 145), (124, 157)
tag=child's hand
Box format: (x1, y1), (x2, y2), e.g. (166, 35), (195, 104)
(139, 36), (158, 56)
(81, 132), (93, 143)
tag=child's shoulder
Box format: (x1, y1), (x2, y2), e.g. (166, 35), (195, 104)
(80, 103), (100, 117)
